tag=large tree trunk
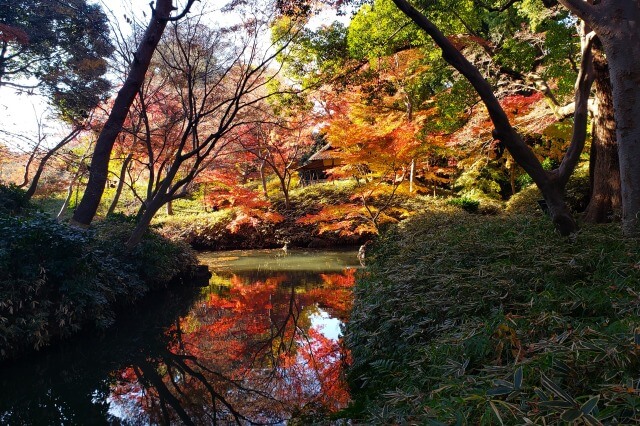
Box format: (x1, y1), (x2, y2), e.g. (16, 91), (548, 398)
(70, 0), (182, 227)
(584, 43), (620, 223)
(559, 0), (640, 235)
(602, 29), (640, 235)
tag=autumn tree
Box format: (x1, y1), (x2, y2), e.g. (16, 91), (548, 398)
(358, 0), (596, 235)
(70, 0), (197, 228)
(338, 0), (640, 234)
(240, 103), (315, 209)
(121, 8), (301, 249)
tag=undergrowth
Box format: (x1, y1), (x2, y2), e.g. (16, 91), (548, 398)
(0, 187), (197, 362)
(345, 208), (639, 424)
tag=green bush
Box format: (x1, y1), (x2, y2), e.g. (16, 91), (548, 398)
(448, 196), (480, 213)
(344, 212), (640, 424)
(0, 184), (31, 215)
(0, 212), (197, 361)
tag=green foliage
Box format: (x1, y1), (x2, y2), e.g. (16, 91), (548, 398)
(347, 0), (426, 59)
(447, 196), (480, 213)
(0, 212), (197, 361)
(0, 184), (31, 215)
(495, 38), (538, 71)
(0, 0), (114, 121)
(272, 17), (349, 87)
(454, 157), (507, 200)
(505, 183), (542, 215)
(345, 212), (640, 424)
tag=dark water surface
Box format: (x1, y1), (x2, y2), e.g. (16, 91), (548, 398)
(0, 249), (359, 425)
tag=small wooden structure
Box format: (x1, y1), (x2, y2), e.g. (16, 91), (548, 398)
(297, 144), (342, 186)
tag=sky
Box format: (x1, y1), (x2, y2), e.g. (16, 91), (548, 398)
(0, 0), (349, 152)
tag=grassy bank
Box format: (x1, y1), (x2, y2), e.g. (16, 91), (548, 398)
(344, 207), (639, 424)
(0, 186), (198, 362)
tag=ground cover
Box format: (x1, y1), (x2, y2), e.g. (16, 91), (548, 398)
(344, 205), (640, 424)
(0, 185), (199, 362)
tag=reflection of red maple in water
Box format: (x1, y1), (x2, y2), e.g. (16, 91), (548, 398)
(108, 269), (355, 424)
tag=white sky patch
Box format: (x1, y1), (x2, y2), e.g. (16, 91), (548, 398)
(309, 308), (343, 341)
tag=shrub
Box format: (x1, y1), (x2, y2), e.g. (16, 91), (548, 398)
(344, 212), (640, 424)
(0, 184), (31, 215)
(448, 196), (480, 213)
(0, 212), (197, 361)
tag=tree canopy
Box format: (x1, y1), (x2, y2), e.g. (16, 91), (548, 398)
(0, 0), (114, 121)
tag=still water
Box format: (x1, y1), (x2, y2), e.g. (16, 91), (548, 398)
(0, 249), (360, 425)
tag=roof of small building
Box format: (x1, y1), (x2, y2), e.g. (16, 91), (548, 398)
(305, 143), (338, 162)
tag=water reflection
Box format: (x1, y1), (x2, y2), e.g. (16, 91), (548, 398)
(0, 249), (358, 425)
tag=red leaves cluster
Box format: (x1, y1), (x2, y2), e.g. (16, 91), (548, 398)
(0, 24), (29, 44)
(107, 268), (356, 422)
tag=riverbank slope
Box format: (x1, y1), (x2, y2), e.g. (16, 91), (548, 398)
(345, 207), (640, 423)
(0, 185), (200, 362)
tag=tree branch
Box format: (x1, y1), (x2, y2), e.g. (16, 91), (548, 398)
(557, 0), (600, 28)
(556, 29), (595, 187)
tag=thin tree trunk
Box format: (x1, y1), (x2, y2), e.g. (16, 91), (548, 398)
(25, 127), (82, 199)
(107, 153), (133, 215)
(260, 159), (268, 198)
(166, 199), (173, 215)
(58, 151), (90, 220)
(279, 176), (290, 210)
(71, 0), (195, 227)
(126, 196), (167, 249)
(584, 43), (620, 223)
(409, 158), (415, 193)
(20, 141), (41, 189)
(57, 183), (76, 220)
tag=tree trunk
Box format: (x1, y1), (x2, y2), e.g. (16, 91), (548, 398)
(559, 0), (640, 235)
(20, 143), (40, 189)
(57, 152), (89, 220)
(279, 176), (290, 210)
(57, 182), (75, 220)
(126, 195), (167, 250)
(70, 0), (176, 227)
(107, 153), (133, 216)
(409, 158), (415, 193)
(166, 199), (173, 215)
(260, 159), (268, 198)
(584, 43), (620, 223)
(599, 20), (640, 235)
(24, 127), (81, 199)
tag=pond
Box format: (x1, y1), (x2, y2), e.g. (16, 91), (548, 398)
(0, 249), (360, 425)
